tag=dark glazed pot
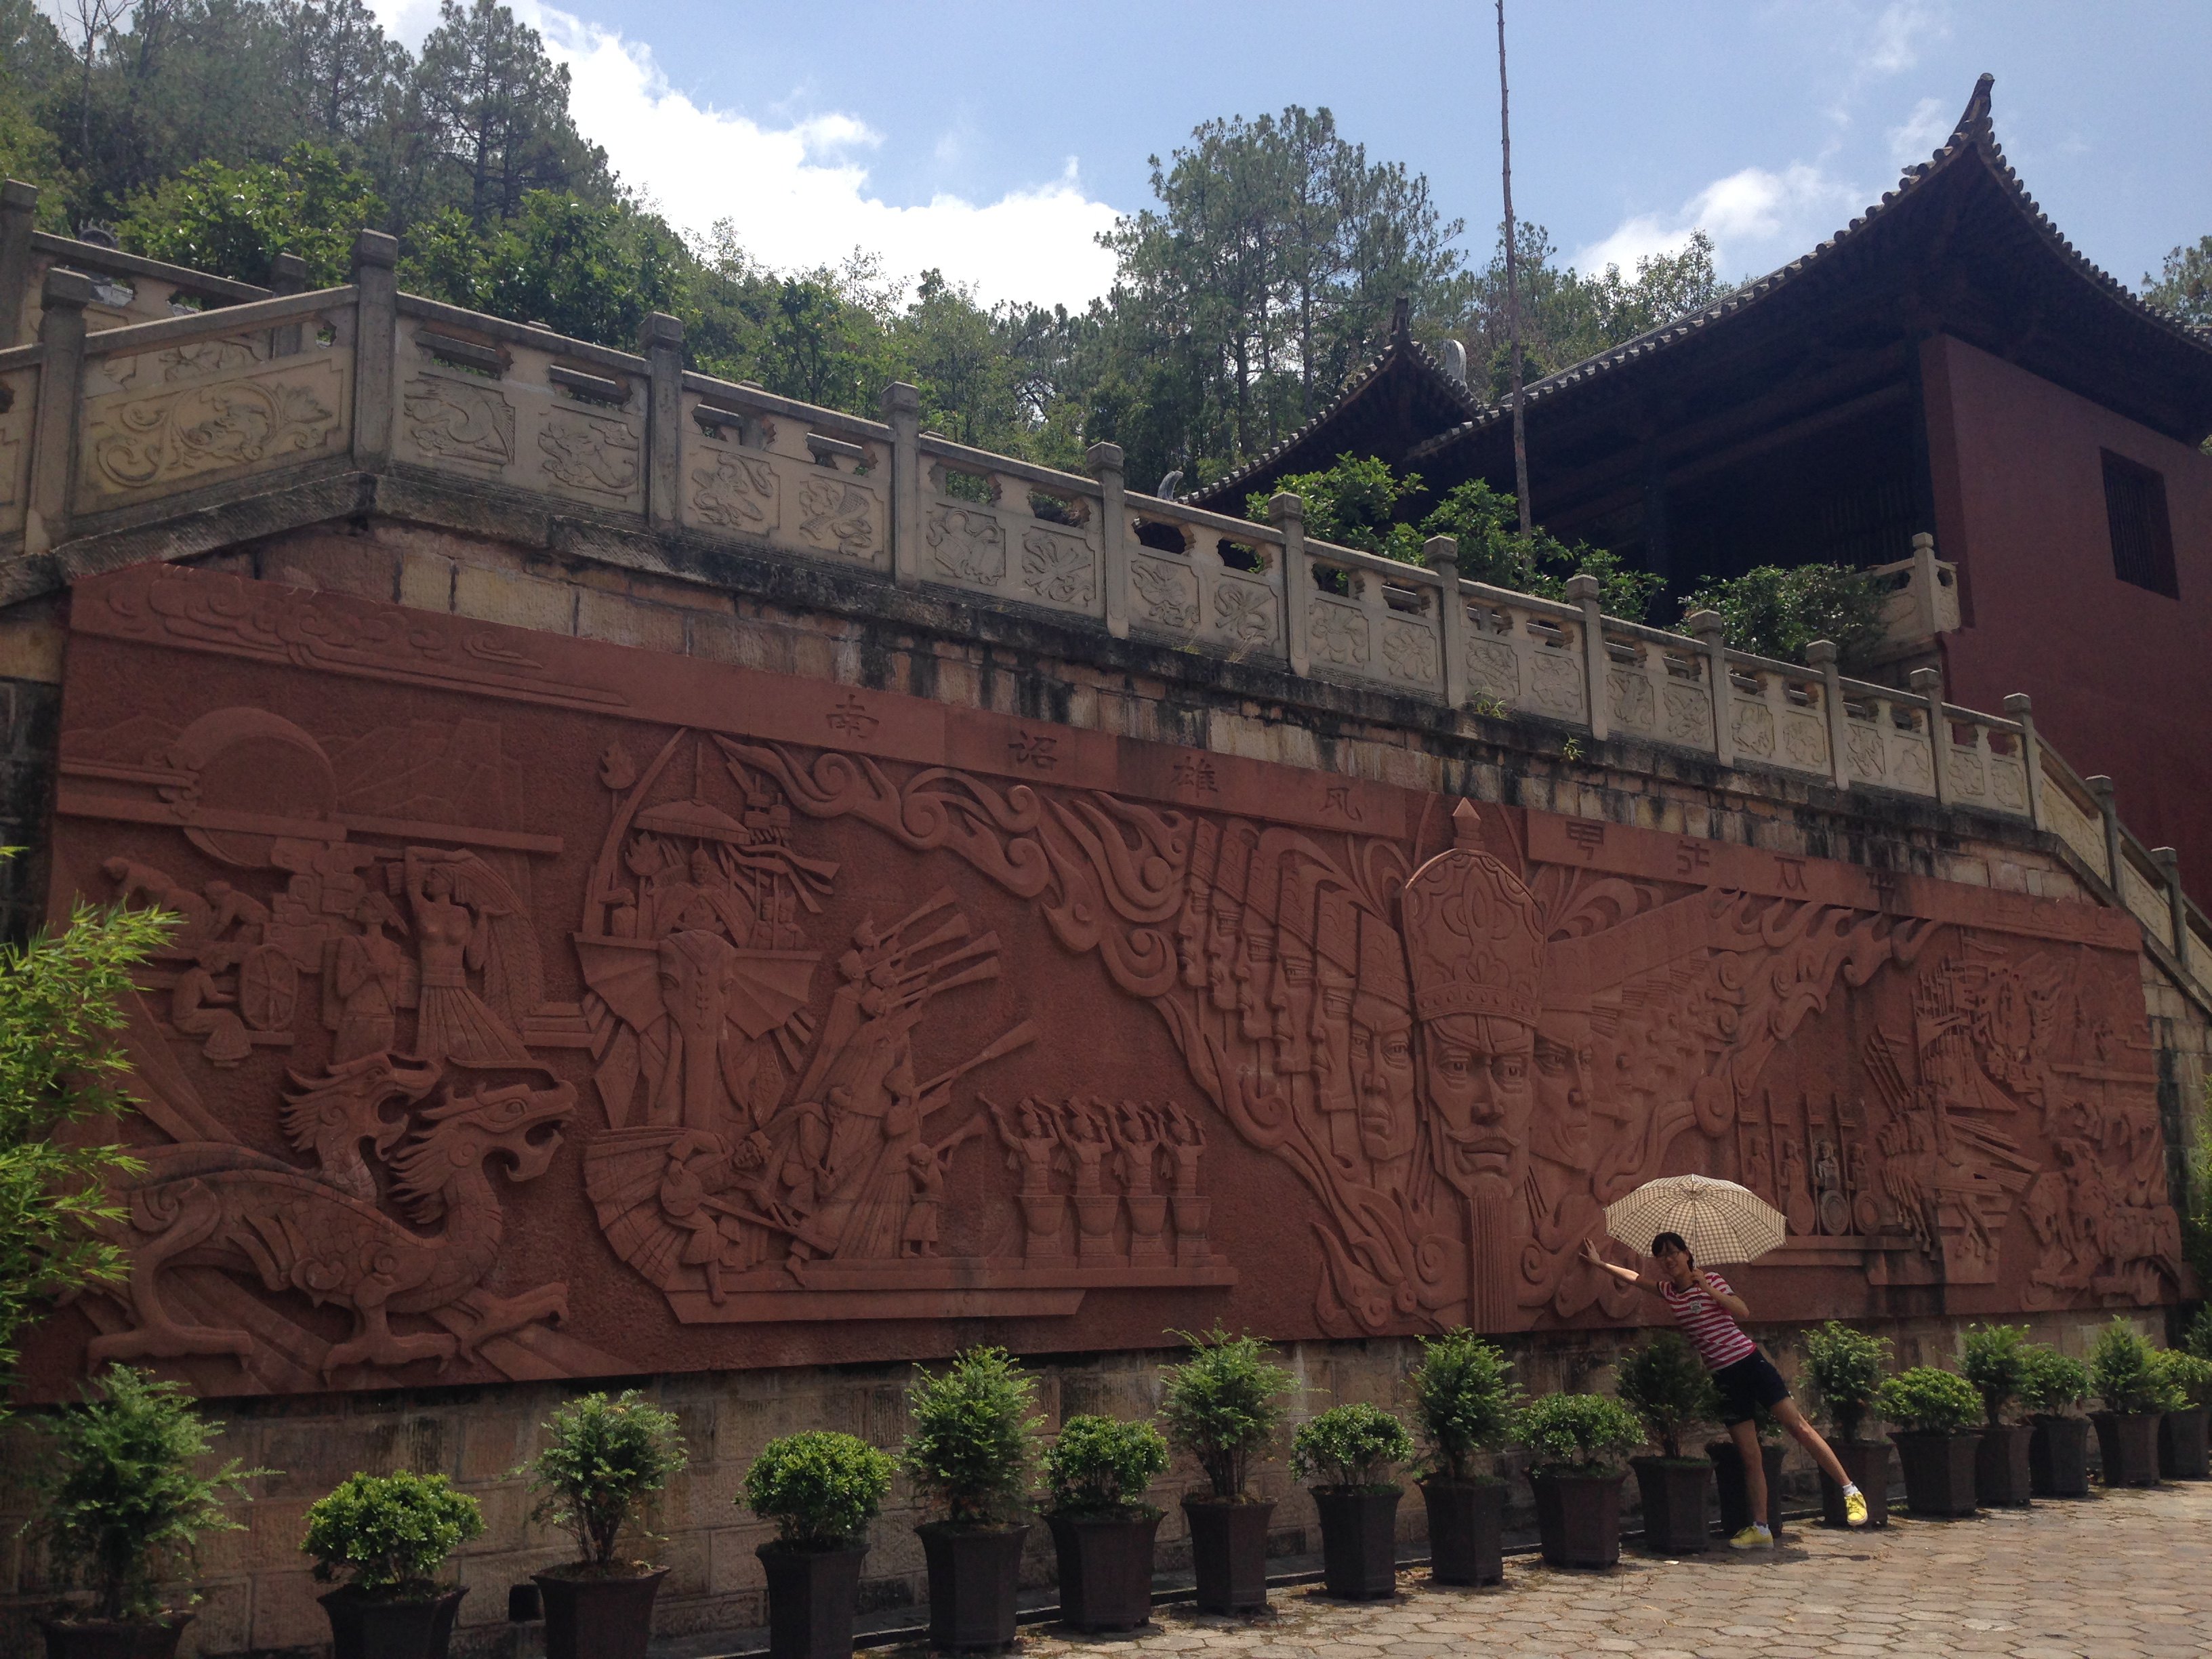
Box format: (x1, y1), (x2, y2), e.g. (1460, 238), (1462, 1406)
(758, 1542), (867, 1659)
(319, 1587), (467, 1659)
(1045, 1511), (1158, 1633)
(2091, 1412), (2163, 1487)
(1975, 1424), (2034, 1507)
(1818, 1439), (1891, 1528)
(2029, 1414), (2092, 1497)
(1889, 1431), (1979, 1516)
(39, 1616), (192, 1659)
(533, 1565), (668, 1659)
(1182, 1498), (1273, 1614)
(1529, 1468), (1625, 1569)
(918, 1522), (1029, 1652)
(1309, 1488), (1401, 1599)
(1419, 1477), (1504, 1586)
(1706, 1438), (1789, 1542)
(1629, 1457), (1711, 1554)
(2158, 1406), (2211, 1480)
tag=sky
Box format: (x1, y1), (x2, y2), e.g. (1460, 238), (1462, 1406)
(366, 0), (2212, 314)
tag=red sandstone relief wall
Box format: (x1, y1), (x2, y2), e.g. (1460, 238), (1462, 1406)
(21, 561), (2183, 1400)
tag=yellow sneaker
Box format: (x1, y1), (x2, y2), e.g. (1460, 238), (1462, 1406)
(1728, 1524), (1773, 1550)
(1844, 1488), (1869, 1528)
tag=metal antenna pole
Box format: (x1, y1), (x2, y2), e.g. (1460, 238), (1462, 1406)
(1497, 0), (1532, 535)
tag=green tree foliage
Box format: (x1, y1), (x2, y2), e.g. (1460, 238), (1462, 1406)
(1960, 1324), (2031, 1426)
(1614, 1333), (1720, 1459)
(520, 1390), (688, 1569)
(1290, 1402), (1414, 1491)
(1679, 562), (1892, 672)
(1516, 1392), (1643, 1475)
(1802, 1322), (1890, 1443)
(399, 190), (687, 345)
(743, 1431), (896, 1548)
(409, 0), (605, 226)
(2091, 1319), (2180, 1414)
(2154, 1348), (2212, 1410)
(119, 140), (383, 285)
(2016, 1344), (2090, 1416)
(2144, 234), (2212, 329)
(901, 1345), (1042, 1526)
(301, 1470), (485, 1594)
(1042, 1415), (1170, 1516)
(1873, 1366), (1982, 1434)
(1409, 1328), (1520, 1482)
(1158, 1326), (1294, 1500)
(28, 1366), (266, 1620)
(0, 886), (172, 1413)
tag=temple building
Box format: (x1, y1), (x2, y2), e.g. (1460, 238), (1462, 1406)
(1191, 76), (2212, 904)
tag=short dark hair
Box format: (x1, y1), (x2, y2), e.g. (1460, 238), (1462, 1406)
(1651, 1231), (1692, 1261)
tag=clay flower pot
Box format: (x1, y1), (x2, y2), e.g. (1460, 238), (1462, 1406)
(757, 1542), (867, 1659)
(2158, 1406), (2211, 1481)
(2029, 1415), (2092, 1498)
(1044, 1510), (1158, 1633)
(1629, 1456), (1712, 1554)
(1706, 1437), (1789, 1542)
(319, 1586), (468, 1659)
(918, 1522), (1029, 1652)
(1975, 1424), (2034, 1507)
(1889, 1431), (1979, 1517)
(533, 1565), (668, 1659)
(1309, 1487), (1401, 1599)
(38, 1614), (192, 1659)
(1181, 1498), (1273, 1614)
(1418, 1477), (1504, 1586)
(2091, 1412), (2162, 1487)
(1818, 1439), (1891, 1528)
(1529, 1468), (1624, 1569)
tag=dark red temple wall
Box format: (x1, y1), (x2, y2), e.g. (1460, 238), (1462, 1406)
(1923, 333), (2212, 895)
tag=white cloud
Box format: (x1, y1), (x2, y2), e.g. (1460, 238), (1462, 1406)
(368, 0), (1123, 310)
(1572, 164), (1863, 281)
(1866, 0), (1944, 74)
(1887, 95), (1952, 164)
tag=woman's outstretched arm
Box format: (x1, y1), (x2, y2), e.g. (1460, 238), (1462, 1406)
(1580, 1238), (1661, 1296)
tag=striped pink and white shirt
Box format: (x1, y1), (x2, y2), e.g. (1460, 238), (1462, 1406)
(1659, 1273), (1757, 1371)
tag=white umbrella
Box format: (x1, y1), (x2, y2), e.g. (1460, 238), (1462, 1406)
(1603, 1174), (1786, 1267)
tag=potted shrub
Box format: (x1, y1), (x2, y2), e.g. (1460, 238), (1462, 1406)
(1519, 1393), (1643, 1570)
(26, 1366), (266, 1659)
(2089, 1318), (2173, 1487)
(523, 1390), (689, 1659)
(1803, 1320), (1891, 1528)
(744, 1431), (896, 1659)
(903, 1346), (1042, 1652)
(1290, 1404), (1414, 1600)
(1615, 1334), (1718, 1555)
(304, 1470), (485, 1659)
(2020, 1344), (2093, 1498)
(1704, 1411), (1790, 1544)
(1042, 1414), (1168, 1633)
(1876, 1367), (1982, 1517)
(1158, 1328), (1292, 1614)
(1408, 1328), (1519, 1586)
(1961, 1324), (2033, 1507)
(2154, 1350), (2212, 1481)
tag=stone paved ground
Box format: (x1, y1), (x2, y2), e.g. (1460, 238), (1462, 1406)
(1011, 1483), (2212, 1659)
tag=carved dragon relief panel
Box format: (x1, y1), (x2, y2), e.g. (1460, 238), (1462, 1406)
(29, 562), (2183, 1398)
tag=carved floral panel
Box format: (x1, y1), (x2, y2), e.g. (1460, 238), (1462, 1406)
(28, 560), (2182, 1400)
(79, 353), (348, 508)
(537, 409), (644, 504)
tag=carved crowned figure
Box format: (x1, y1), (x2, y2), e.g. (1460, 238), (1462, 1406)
(1399, 800), (1544, 1332)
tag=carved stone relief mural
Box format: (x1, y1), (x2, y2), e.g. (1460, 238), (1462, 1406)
(27, 560), (2183, 1399)
(538, 410), (642, 499)
(82, 359), (344, 499)
(691, 449), (779, 534)
(402, 375), (515, 469)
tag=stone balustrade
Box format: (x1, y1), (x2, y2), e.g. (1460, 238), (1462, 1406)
(0, 230), (2201, 998)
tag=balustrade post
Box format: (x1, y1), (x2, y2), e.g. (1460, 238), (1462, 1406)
(349, 230), (397, 470)
(1425, 535), (1468, 710)
(1910, 666), (1950, 806)
(1270, 491), (1311, 677)
(640, 310), (684, 534)
(1086, 441), (1128, 638)
(2086, 775), (2122, 893)
(2154, 847), (2188, 970)
(0, 180), (35, 350)
(1685, 608), (1731, 766)
(268, 251), (308, 357)
(2001, 693), (2046, 830)
(881, 382), (922, 588)
(1911, 530), (1942, 637)
(1805, 639), (1850, 793)
(1567, 573), (1607, 742)
(24, 268), (89, 558)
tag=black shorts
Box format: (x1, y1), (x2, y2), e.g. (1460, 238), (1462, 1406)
(1712, 1349), (1790, 1425)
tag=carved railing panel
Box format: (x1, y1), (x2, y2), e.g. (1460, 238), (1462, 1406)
(1837, 686), (1936, 800)
(680, 378), (891, 575)
(1122, 495), (1290, 665)
(1460, 586), (1586, 722)
(920, 441), (1105, 621)
(14, 234), (270, 348)
(1307, 539), (1443, 697)
(73, 290), (356, 514)
(1725, 660), (1830, 780)
(0, 358), (33, 541)
(2117, 837), (2176, 951)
